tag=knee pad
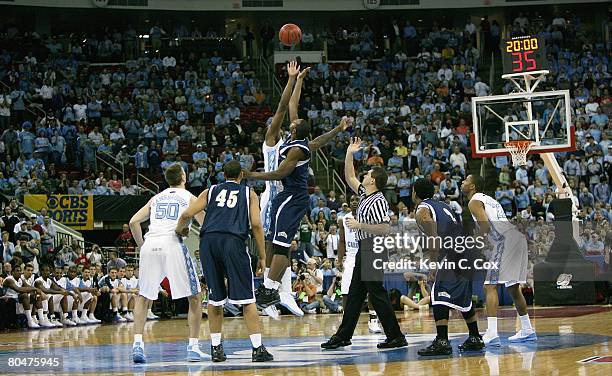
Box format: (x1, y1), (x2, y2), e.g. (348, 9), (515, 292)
(273, 244), (290, 257)
(433, 304), (450, 322)
(461, 307), (476, 320)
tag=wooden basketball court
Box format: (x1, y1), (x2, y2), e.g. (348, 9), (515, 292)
(1, 305), (610, 375)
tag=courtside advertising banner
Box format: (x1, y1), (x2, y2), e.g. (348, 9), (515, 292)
(24, 195), (94, 230)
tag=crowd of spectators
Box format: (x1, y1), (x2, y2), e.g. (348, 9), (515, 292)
(0, 23), (273, 199)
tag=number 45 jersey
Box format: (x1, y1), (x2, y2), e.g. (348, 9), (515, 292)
(201, 182), (251, 241)
(146, 188), (195, 239)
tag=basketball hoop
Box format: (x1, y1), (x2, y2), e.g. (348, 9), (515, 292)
(505, 140), (534, 166)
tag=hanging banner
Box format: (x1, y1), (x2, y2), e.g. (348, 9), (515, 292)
(24, 195), (94, 230)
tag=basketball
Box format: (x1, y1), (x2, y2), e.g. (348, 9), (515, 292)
(279, 23), (302, 46)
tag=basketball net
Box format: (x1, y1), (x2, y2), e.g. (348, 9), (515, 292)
(504, 140), (534, 166)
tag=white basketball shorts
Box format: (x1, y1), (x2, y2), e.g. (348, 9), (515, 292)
(138, 235), (201, 301)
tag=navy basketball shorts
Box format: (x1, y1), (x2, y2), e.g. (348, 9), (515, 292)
(266, 190), (309, 247)
(199, 234), (255, 306)
(431, 253), (475, 312)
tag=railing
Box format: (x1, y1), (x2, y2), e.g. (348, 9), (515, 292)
(135, 170), (159, 195)
(314, 148), (330, 188)
(95, 151), (158, 194)
(95, 151), (124, 181)
(332, 169), (347, 199)
(314, 147), (347, 199)
(259, 54), (282, 100)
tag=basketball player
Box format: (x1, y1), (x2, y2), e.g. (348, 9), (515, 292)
(119, 265), (139, 322)
(249, 108), (351, 308)
(2, 265), (43, 328)
(176, 160), (273, 362)
(75, 266), (101, 323)
(411, 179), (484, 356)
(461, 174), (536, 345)
(34, 264), (72, 327)
(21, 263), (54, 327)
(53, 265), (82, 325)
(258, 61), (347, 314)
(338, 194), (383, 333)
(66, 265), (98, 324)
(129, 163), (207, 363)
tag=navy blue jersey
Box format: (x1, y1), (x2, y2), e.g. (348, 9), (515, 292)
(278, 138), (310, 192)
(202, 181), (251, 241)
(417, 199), (463, 258)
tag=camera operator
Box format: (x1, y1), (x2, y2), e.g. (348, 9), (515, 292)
(322, 274), (344, 313)
(303, 258), (323, 293)
(293, 271), (320, 314)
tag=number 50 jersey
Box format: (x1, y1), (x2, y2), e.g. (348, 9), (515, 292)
(146, 188), (195, 239)
(201, 181), (251, 241)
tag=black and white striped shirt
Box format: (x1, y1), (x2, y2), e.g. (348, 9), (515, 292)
(356, 185), (390, 241)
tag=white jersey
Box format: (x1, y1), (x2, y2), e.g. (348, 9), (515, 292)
(262, 139), (284, 193)
(21, 274), (36, 287)
(54, 276), (70, 290)
(146, 188), (195, 239)
(341, 212), (359, 257)
(121, 276), (139, 290)
(69, 277), (82, 289)
(79, 277), (94, 289)
(261, 139), (284, 233)
(4, 276), (22, 298)
(35, 276), (53, 290)
(469, 192), (517, 244)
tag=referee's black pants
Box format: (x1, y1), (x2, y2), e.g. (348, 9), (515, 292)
(336, 240), (403, 341)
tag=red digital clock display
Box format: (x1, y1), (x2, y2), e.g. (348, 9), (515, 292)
(502, 36), (546, 74)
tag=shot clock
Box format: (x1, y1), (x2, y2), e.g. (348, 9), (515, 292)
(501, 35), (546, 75)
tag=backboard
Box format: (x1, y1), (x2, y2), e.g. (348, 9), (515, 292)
(471, 90), (575, 157)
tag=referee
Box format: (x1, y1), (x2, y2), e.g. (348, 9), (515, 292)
(321, 137), (407, 350)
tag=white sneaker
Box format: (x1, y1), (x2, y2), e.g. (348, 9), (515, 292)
(263, 305), (280, 319)
(62, 319), (77, 327)
(32, 316), (39, 325)
(39, 319), (55, 328)
(483, 330), (501, 346)
(279, 292), (304, 317)
(146, 312), (159, 320)
(368, 318), (382, 334)
(305, 308), (317, 314)
(88, 314), (101, 323)
(508, 329), (537, 343)
(115, 314), (127, 323)
(187, 344), (211, 362)
(50, 318), (63, 327)
(125, 312), (134, 322)
(27, 320), (40, 329)
(72, 316), (83, 325)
